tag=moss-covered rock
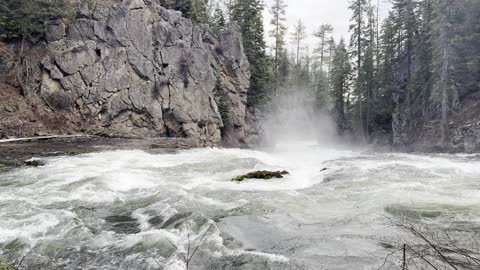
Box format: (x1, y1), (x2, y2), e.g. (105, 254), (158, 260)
(0, 163), (7, 169)
(24, 160), (46, 167)
(18, 156), (33, 161)
(0, 258), (15, 270)
(82, 128), (130, 138)
(231, 170), (290, 182)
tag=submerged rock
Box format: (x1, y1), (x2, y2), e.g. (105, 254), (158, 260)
(231, 170), (290, 182)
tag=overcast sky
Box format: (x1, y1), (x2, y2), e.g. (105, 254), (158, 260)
(262, 0), (392, 55)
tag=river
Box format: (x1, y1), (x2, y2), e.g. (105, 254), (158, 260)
(0, 141), (479, 269)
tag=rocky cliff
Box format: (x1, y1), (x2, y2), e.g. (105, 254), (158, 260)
(3, 0), (251, 147)
(392, 90), (480, 153)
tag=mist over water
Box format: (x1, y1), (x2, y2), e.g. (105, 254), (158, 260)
(264, 87), (338, 146)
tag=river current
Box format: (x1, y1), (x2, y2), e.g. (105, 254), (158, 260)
(0, 141), (479, 269)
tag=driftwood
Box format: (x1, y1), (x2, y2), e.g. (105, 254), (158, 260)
(0, 135), (90, 144)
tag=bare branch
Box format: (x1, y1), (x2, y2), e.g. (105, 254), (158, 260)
(409, 227), (458, 270)
(406, 244), (440, 270)
(189, 223), (214, 262)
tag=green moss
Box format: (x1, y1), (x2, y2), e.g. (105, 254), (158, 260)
(0, 258), (15, 270)
(46, 40), (68, 55)
(83, 128), (127, 138)
(18, 156), (33, 161)
(24, 160), (46, 167)
(0, 164), (7, 169)
(231, 170), (290, 182)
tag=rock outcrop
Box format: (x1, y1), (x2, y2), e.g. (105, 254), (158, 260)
(392, 90), (480, 153)
(16, 0), (250, 147)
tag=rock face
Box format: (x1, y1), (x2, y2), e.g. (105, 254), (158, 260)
(22, 0), (250, 147)
(392, 90), (480, 153)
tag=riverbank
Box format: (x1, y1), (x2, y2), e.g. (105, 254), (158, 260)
(0, 136), (202, 168)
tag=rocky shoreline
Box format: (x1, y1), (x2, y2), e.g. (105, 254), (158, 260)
(0, 136), (202, 169)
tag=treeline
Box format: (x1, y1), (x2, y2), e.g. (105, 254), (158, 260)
(186, 0), (480, 148)
(340, 0), (480, 145)
(258, 0), (480, 145)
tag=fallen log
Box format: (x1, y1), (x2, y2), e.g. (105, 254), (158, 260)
(0, 135), (90, 144)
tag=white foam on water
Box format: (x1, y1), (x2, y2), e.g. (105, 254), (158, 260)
(1, 143), (480, 269)
(0, 213), (59, 244)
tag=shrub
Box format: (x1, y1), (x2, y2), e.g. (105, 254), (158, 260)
(213, 76), (231, 127)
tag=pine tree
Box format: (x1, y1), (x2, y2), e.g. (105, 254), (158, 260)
(269, 0), (288, 111)
(326, 37), (335, 77)
(214, 75), (231, 127)
(336, 0), (480, 147)
(313, 24), (334, 71)
(188, 0), (209, 24)
(377, 11), (398, 123)
(416, 0), (434, 122)
(211, 3), (226, 34)
(291, 19), (306, 66)
(0, 0), (72, 43)
(363, 1), (377, 138)
(311, 24), (334, 111)
(230, 0), (271, 108)
(349, 0), (368, 140)
(464, 0), (480, 94)
(430, 0), (464, 146)
(330, 38), (351, 134)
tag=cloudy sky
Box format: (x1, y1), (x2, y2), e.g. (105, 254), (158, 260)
(262, 0), (392, 55)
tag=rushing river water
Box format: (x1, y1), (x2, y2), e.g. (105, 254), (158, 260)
(0, 141), (479, 269)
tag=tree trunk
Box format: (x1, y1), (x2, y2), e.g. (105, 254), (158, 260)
(296, 39), (300, 66)
(440, 47), (449, 146)
(357, 0), (365, 142)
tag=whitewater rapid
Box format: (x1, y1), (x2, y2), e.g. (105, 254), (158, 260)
(0, 142), (479, 269)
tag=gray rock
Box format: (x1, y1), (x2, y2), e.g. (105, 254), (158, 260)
(31, 0), (251, 146)
(46, 20), (66, 42)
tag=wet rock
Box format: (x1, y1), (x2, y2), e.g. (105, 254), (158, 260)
(24, 160), (46, 167)
(105, 214), (141, 234)
(379, 242), (395, 249)
(232, 170), (290, 182)
(161, 212), (192, 229)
